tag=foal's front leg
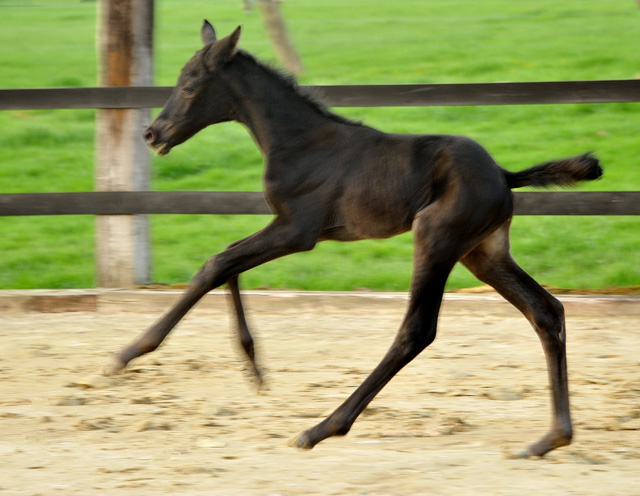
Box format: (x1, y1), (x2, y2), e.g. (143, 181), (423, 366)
(226, 274), (263, 386)
(104, 217), (318, 375)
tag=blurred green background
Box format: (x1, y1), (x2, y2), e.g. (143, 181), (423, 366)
(0, 0), (638, 290)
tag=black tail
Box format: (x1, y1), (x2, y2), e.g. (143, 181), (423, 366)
(504, 152), (602, 189)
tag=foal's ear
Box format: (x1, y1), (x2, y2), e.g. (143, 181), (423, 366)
(204, 25), (242, 71)
(201, 19), (217, 46)
(224, 26), (242, 57)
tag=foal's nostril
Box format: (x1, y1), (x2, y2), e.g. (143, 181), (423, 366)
(143, 128), (155, 144)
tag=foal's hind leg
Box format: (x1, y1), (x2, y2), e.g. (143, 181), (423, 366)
(290, 210), (479, 449)
(461, 221), (572, 458)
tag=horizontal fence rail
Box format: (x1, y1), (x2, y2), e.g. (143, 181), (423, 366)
(1, 81), (638, 219)
(0, 191), (638, 217)
(1, 79), (640, 110)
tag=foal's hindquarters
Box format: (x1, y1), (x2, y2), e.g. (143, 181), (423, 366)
(287, 144), (572, 456)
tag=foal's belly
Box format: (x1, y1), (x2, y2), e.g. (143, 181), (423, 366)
(336, 188), (420, 240)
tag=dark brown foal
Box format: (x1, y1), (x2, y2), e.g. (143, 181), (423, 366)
(105, 21), (602, 457)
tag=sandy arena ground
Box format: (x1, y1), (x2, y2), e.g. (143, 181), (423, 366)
(1, 290), (639, 495)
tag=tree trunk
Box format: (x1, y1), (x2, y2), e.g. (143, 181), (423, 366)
(256, 0), (303, 74)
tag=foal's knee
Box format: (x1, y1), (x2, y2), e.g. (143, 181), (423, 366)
(396, 321), (437, 360)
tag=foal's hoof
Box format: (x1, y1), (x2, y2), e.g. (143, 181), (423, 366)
(503, 448), (542, 460)
(103, 357), (127, 376)
(287, 431), (315, 450)
(254, 375), (270, 394)
(250, 368), (265, 391)
(512, 430), (572, 459)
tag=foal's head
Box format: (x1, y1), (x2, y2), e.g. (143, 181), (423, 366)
(144, 21), (241, 156)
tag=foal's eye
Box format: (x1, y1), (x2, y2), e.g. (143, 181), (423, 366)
(182, 85), (195, 96)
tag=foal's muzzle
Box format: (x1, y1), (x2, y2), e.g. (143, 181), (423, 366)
(143, 127), (155, 145)
(143, 126), (171, 156)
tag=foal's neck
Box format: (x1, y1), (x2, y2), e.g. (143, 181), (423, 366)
(224, 54), (348, 155)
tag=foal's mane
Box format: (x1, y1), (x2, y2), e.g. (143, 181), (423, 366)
(236, 50), (362, 128)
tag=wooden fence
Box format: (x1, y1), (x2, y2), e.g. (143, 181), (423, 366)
(1, 80), (639, 218)
(2, 80), (640, 109)
(0, 191), (638, 217)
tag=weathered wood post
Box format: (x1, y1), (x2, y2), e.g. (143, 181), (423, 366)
(95, 0), (153, 287)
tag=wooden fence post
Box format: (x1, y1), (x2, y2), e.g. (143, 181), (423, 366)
(95, 0), (153, 287)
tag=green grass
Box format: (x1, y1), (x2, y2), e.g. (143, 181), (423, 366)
(0, 0), (639, 290)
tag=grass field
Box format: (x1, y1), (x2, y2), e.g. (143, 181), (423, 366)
(0, 0), (638, 290)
